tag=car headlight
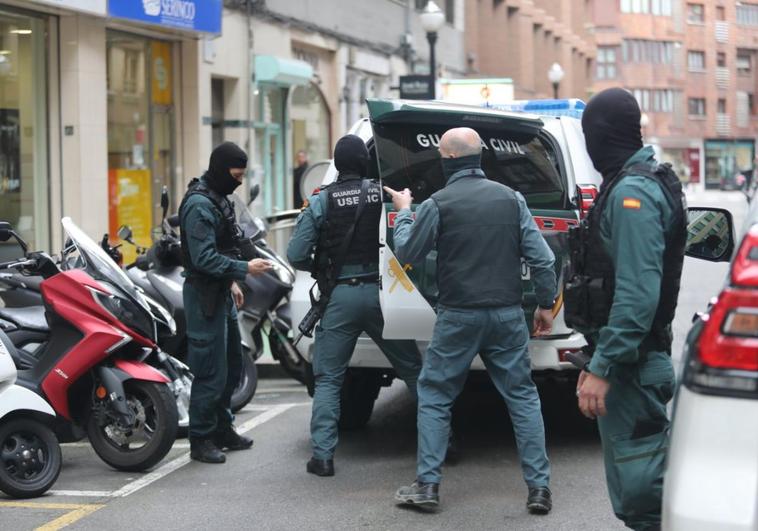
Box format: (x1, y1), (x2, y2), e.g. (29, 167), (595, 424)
(91, 287), (156, 342)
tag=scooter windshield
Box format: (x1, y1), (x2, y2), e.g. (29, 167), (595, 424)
(61, 217), (149, 310)
(230, 193), (265, 240)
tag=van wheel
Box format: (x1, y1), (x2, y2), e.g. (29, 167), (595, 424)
(338, 371), (381, 431)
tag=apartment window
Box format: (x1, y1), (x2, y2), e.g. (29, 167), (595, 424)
(717, 52), (726, 68)
(596, 46), (618, 79)
(737, 50), (753, 74)
(688, 98), (706, 117)
(445, 0), (454, 24)
(621, 0), (671, 15)
(687, 3), (704, 23)
(623, 39), (673, 64)
(737, 2), (758, 25)
(633, 89), (676, 112)
(688, 50), (705, 71)
(717, 98), (726, 113)
(716, 5), (725, 21)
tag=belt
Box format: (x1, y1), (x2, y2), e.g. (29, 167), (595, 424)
(336, 275), (379, 286)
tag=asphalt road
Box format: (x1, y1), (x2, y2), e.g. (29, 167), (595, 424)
(0, 190), (748, 531)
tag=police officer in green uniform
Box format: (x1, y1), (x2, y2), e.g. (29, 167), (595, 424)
(287, 134), (422, 478)
(567, 88), (686, 530)
(179, 142), (272, 464)
(386, 127), (557, 513)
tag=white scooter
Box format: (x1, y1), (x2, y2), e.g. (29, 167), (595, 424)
(0, 329), (61, 498)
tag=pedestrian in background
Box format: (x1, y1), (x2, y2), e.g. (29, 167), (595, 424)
(386, 127), (557, 513)
(567, 88), (687, 530)
(293, 149), (309, 208)
(287, 134), (422, 478)
(179, 142), (272, 464)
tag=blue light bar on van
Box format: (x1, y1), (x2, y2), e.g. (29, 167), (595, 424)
(483, 99), (586, 118)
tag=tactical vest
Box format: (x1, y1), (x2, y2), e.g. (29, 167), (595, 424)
(318, 175), (382, 268)
(179, 177), (242, 276)
(431, 170), (523, 308)
(564, 163), (687, 353)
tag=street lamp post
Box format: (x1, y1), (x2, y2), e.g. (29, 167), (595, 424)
(420, 1), (445, 99)
(547, 63), (565, 99)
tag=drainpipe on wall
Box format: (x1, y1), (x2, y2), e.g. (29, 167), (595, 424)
(246, 0), (254, 159)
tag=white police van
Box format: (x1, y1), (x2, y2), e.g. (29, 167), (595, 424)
(290, 98), (602, 428)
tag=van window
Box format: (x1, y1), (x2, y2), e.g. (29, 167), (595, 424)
(372, 122), (567, 209)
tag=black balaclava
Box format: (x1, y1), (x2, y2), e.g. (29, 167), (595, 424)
(334, 134), (369, 178)
(205, 142), (248, 195)
(581, 88), (644, 181)
(441, 153), (481, 182)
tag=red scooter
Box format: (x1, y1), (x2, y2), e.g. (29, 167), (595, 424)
(0, 218), (178, 472)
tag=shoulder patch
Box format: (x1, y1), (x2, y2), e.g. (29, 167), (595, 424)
(622, 197), (642, 210)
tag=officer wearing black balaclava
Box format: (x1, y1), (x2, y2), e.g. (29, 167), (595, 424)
(567, 88), (687, 530)
(287, 134), (422, 478)
(179, 142), (272, 464)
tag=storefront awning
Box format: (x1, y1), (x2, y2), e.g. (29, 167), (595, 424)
(255, 56), (313, 86)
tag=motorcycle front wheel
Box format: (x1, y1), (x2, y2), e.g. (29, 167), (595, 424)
(0, 418), (61, 498)
(230, 350), (258, 413)
(87, 380), (178, 472)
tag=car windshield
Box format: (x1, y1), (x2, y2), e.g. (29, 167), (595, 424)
(372, 122), (567, 209)
(61, 217), (148, 309)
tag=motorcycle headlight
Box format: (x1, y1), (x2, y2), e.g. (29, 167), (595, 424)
(91, 288), (156, 342)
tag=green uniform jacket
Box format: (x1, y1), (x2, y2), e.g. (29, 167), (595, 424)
(588, 146), (676, 377)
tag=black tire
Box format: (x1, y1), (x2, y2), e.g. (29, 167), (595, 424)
(230, 350), (258, 413)
(0, 418), (61, 498)
(338, 371), (381, 431)
(87, 380), (178, 472)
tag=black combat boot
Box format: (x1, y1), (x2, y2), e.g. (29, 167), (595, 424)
(190, 439), (226, 464)
(527, 486), (552, 515)
(214, 429), (253, 451)
(306, 457), (334, 477)
(395, 481), (440, 508)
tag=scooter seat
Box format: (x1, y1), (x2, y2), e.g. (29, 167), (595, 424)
(0, 306), (48, 332)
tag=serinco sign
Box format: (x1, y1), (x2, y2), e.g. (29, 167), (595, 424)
(109, 0), (221, 34)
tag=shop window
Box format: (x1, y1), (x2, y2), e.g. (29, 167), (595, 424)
(106, 32), (176, 261)
(211, 78), (224, 148)
(737, 50), (752, 74)
(596, 46), (619, 80)
(688, 98), (706, 117)
(717, 52), (726, 68)
(687, 3), (704, 23)
(0, 9), (48, 260)
(687, 50), (705, 71)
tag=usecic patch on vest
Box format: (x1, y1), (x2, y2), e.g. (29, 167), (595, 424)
(622, 198), (642, 210)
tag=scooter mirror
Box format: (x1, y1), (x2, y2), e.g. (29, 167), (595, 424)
(118, 225), (134, 242)
(160, 186), (170, 218)
(0, 221), (11, 242)
(249, 184), (260, 204)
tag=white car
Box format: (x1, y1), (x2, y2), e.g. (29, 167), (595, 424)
(290, 98), (603, 428)
(663, 197), (758, 530)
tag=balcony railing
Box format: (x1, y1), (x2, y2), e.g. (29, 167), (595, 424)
(716, 113), (731, 136)
(715, 67), (730, 89)
(715, 21), (729, 43)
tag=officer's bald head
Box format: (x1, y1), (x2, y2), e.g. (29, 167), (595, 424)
(439, 128), (482, 159)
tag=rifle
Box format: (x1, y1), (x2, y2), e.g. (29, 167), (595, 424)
(294, 179), (371, 345)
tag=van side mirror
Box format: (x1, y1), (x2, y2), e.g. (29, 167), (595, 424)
(685, 207), (735, 262)
(249, 184), (260, 204)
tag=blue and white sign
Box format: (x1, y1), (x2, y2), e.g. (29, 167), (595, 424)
(108, 0), (222, 34)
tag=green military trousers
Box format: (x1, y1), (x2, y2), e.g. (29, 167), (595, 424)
(596, 351), (675, 531)
(184, 282), (242, 440)
(310, 282), (422, 460)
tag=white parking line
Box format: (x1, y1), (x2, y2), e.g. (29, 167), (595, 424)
(49, 402), (304, 499)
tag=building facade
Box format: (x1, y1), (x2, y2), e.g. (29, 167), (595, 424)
(465, 0), (596, 100)
(592, 0), (758, 189)
(0, 0), (465, 260)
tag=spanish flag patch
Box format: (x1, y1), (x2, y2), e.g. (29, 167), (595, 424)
(623, 197), (642, 209)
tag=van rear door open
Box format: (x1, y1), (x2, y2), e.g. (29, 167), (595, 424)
(367, 99), (573, 341)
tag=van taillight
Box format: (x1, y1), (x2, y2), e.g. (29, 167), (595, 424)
(687, 227), (758, 397)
